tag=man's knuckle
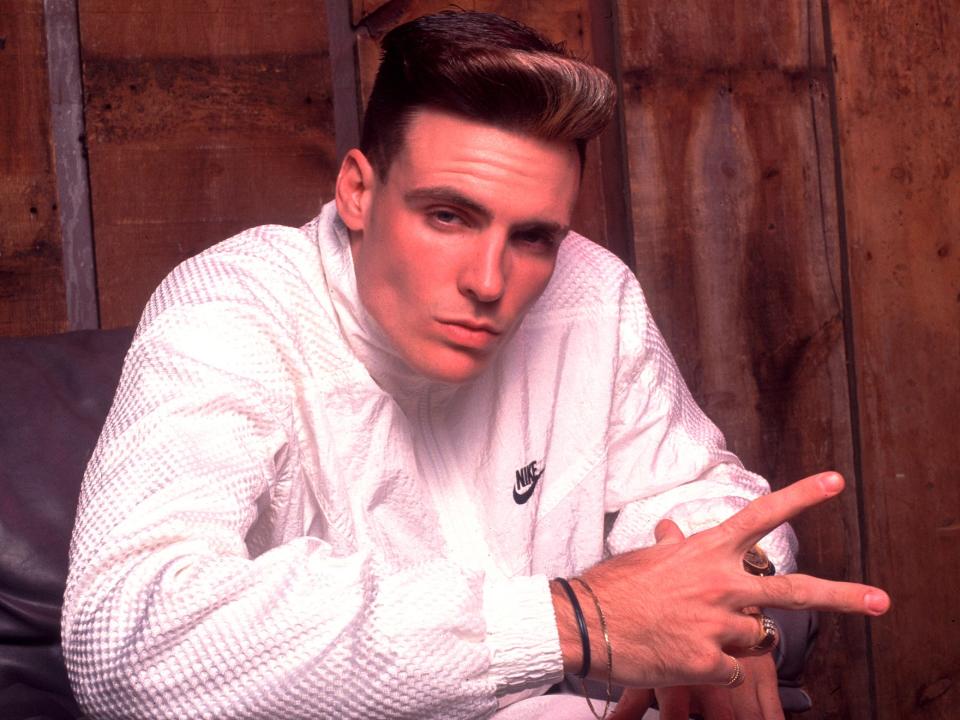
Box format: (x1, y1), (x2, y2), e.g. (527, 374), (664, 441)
(756, 575), (791, 608)
(695, 651), (726, 679)
(721, 510), (755, 537)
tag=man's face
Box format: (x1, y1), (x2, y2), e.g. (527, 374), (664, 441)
(338, 110), (580, 383)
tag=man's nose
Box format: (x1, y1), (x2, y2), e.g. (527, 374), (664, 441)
(458, 233), (507, 303)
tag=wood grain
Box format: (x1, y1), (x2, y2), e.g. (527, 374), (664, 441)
(831, 1), (960, 717)
(79, 0), (337, 328)
(617, 3), (869, 717)
(351, 0), (619, 252)
(0, 0), (68, 336)
(46, 0), (99, 330)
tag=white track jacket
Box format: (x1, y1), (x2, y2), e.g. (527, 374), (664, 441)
(63, 203), (797, 719)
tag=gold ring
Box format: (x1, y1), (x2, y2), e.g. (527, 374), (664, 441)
(750, 613), (779, 652)
(742, 545), (776, 576)
(724, 658), (744, 688)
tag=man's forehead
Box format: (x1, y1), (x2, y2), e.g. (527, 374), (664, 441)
(383, 110), (580, 219)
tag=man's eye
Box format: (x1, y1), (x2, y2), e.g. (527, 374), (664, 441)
(430, 210), (462, 225)
(516, 232), (557, 249)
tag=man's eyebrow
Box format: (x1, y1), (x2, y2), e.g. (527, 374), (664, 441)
(404, 186), (492, 221)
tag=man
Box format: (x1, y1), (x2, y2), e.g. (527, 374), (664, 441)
(63, 11), (888, 720)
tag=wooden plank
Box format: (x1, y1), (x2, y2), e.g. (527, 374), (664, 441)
(45, 0), (98, 330)
(617, 3), (870, 717)
(79, 0), (330, 56)
(78, 0), (337, 328)
(830, 1), (960, 718)
(351, 0), (619, 252)
(586, 0), (635, 268)
(326, 0), (361, 161)
(0, 0), (68, 336)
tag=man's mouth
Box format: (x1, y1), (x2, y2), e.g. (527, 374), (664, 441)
(436, 318), (503, 349)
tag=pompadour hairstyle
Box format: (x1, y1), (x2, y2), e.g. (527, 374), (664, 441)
(360, 10), (617, 179)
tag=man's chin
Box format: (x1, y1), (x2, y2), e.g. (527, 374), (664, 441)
(409, 347), (493, 384)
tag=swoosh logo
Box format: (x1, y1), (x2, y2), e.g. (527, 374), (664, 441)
(512, 461), (545, 505)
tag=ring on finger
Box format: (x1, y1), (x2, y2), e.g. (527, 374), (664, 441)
(742, 545), (776, 576)
(750, 613), (780, 652)
(724, 657), (745, 688)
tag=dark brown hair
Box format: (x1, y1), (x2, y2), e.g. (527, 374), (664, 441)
(360, 11), (616, 179)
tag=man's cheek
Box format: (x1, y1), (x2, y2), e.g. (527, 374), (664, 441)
(383, 268), (420, 308)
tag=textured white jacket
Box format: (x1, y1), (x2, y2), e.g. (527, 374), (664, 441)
(63, 202), (796, 719)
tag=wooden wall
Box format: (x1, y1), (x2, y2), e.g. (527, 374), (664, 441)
(831, 1), (959, 717)
(1, 1), (68, 335)
(1, 1), (957, 718)
(616, 3), (869, 716)
(0, 0), (337, 333)
(612, 2), (958, 717)
(80, 0), (336, 328)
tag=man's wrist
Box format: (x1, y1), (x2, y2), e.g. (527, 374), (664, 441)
(550, 578), (585, 675)
(552, 578), (591, 676)
(550, 577), (607, 679)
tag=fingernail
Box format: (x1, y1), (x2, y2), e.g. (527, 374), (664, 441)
(819, 473), (843, 494)
(865, 591), (889, 614)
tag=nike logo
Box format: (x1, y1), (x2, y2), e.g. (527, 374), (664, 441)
(512, 460), (545, 505)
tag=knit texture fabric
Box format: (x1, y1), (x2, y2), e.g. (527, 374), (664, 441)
(63, 203), (796, 719)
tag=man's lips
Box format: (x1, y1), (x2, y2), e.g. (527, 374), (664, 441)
(436, 318), (503, 350)
(439, 317), (502, 334)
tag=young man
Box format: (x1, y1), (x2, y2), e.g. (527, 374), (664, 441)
(63, 12), (888, 720)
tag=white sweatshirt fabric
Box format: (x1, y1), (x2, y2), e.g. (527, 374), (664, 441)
(63, 202), (797, 719)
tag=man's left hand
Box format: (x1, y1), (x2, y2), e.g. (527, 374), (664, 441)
(608, 517), (785, 720)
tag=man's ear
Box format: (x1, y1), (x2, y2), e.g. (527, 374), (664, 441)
(335, 148), (377, 232)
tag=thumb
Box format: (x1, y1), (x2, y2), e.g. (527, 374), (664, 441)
(654, 518), (685, 544)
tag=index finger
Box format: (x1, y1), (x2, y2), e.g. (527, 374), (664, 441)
(715, 472), (845, 553)
(749, 573), (890, 616)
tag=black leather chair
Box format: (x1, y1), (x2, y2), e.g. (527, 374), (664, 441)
(0, 328), (134, 720)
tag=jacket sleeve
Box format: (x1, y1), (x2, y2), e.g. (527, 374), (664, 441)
(602, 279), (798, 573)
(62, 264), (561, 719)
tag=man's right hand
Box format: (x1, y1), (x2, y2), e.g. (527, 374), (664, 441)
(550, 471), (890, 690)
